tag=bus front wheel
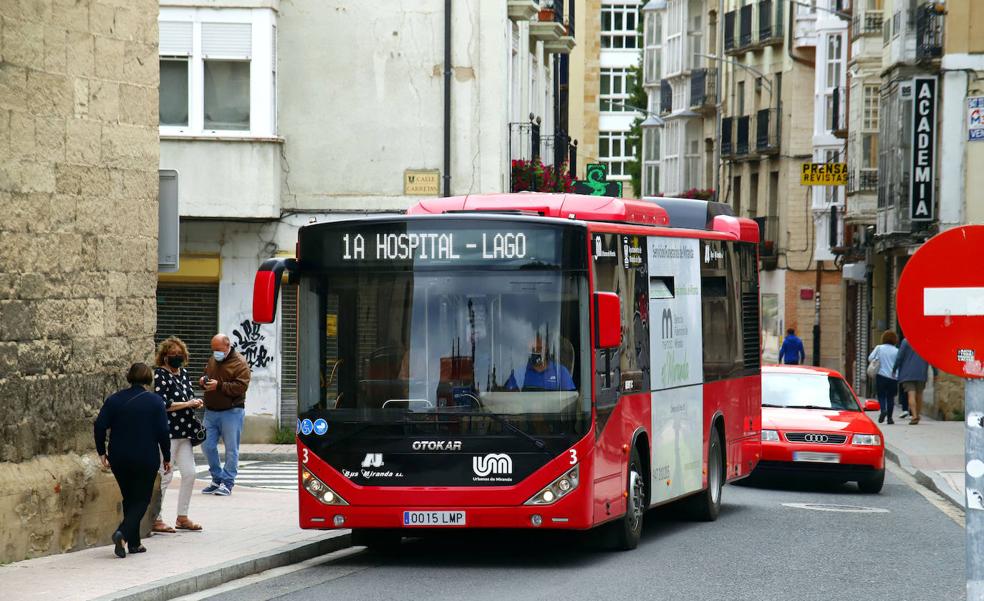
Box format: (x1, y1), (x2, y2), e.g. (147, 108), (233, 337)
(610, 446), (646, 550)
(684, 425), (723, 521)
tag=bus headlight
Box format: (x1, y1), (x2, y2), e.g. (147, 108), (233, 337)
(301, 467), (349, 506)
(524, 464), (579, 505)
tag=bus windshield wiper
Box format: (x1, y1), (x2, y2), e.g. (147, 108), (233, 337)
(443, 410), (548, 452)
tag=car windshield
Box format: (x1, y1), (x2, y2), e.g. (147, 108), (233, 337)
(762, 372), (860, 411)
(299, 269), (591, 437)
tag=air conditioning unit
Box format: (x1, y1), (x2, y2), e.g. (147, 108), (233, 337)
(842, 262), (867, 282)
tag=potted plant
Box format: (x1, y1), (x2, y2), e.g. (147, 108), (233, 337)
(511, 159), (573, 193)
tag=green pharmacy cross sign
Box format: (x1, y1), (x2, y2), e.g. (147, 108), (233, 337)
(572, 163), (622, 197)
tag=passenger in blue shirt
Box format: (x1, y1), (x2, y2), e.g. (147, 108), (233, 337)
(778, 328), (806, 365)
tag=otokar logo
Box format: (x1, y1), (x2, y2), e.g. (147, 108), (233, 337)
(361, 453), (384, 468)
(472, 453), (512, 477)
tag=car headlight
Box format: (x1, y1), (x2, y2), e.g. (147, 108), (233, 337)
(852, 434), (882, 446)
(525, 464), (579, 505)
(762, 430), (780, 442)
(301, 467), (349, 505)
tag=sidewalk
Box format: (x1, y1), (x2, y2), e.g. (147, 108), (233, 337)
(874, 408), (966, 510)
(0, 448), (348, 601)
(195, 443), (297, 462)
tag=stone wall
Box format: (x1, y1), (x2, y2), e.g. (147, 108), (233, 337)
(0, 0), (160, 562)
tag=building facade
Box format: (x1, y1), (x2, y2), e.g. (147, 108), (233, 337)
(0, 0), (161, 562)
(157, 0), (575, 440)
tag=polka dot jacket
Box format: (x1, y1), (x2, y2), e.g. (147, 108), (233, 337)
(154, 367), (197, 440)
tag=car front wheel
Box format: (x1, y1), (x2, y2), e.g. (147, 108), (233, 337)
(858, 469), (885, 494)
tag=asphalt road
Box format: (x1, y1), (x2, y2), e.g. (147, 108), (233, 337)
(207, 468), (965, 601)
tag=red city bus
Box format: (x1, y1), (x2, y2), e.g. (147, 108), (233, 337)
(252, 193), (761, 550)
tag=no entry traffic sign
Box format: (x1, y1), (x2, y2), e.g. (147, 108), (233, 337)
(896, 225), (984, 379)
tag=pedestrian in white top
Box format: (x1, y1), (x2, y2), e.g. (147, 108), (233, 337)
(868, 330), (899, 424)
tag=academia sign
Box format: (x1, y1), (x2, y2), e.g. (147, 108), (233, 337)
(909, 77), (937, 222)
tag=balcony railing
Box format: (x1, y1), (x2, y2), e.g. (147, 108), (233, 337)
(660, 79), (672, 115)
(736, 115), (750, 156)
(916, 5), (943, 60)
(724, 10), (736, 53)
(689, 68), (717, 110)
(851, 10), (883, 37)
(721, 117), (734, 157)
(847, 170), (878, 194)
(752, 216), (779, 269)
(755, 107), (780, 154)
(739, 5), (753, 47)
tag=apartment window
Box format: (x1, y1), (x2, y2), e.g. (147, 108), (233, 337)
(159, 9), (277, 137)
(601, 68), (636, 112)
(738, 81), (746, 115)
(644, 12), (662, 84)
(602, 2), (641, 49)
(824, 33), (844, 131)
(862, 84), (879, 130)
(600, 130), (634, 178)
(643, 128), (661, 196)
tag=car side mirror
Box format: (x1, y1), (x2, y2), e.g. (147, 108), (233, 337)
(594, 292), (621, 349)
(864, 399), (880, 411)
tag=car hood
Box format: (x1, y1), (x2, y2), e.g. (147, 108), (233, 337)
(762, 407), (878, 434)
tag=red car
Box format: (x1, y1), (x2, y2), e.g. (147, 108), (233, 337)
(754, 365), (885, 493)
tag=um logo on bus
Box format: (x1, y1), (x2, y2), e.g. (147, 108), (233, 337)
(472, 453), (512, 477)
(661, 308), (673, 340)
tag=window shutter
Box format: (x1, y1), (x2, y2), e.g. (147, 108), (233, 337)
(160, 21), (192, 56)
(202, 22), (252, 58)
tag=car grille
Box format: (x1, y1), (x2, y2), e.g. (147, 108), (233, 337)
(784, 432), (847, 444)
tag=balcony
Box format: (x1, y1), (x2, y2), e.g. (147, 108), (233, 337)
(851, 10), (883, 37)
(758, 0), (784, 46)
(755, 107), (780, 155)
(530, 2), (569, 50)
(721, 117), (734, 158)
(659, 79), (672, 115)
(507, 0), (539, 21)
(689, 68), (717, 112)
(915, 4), (943, 61)
(753, 216), (779, 270)
(736, 115), (751, 156)
(847, 170), (878, 194)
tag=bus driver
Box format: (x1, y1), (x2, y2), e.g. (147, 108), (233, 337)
(505, 335), (575, 392)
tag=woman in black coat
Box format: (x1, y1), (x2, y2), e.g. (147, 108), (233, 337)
(94, 363), (172, 558)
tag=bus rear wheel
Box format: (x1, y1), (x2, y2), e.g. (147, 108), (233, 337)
(610, 446), (646, 550)
(684, 425), (723, 521)
(353, 529), (402, 553)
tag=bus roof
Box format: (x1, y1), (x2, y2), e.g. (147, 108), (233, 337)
(407, 193), (758, 243)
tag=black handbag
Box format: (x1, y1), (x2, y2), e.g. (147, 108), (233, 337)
(190, 415), (206, 447)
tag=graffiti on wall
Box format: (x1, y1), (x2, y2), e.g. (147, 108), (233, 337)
(232, 319), (274, 369)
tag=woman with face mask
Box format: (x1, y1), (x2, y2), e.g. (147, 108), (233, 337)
(151, 337), (205, 533)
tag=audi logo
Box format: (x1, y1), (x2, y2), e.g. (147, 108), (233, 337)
(804, 434), (829, 443)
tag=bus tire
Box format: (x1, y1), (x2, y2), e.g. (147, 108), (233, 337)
(684, 425), (723, 521)
(858, 469), (885, 494)
(611, 446), (646, 551)
(353, 528), (402, 553)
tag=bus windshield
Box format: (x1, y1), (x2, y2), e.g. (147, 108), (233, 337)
(303, 269), (590, 437)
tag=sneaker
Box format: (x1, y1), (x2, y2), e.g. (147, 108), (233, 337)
(213, 483), (232, 496)
(201, 482), (221, 495)
(878, 413), (885, 423)
(899, 411), (910, 419)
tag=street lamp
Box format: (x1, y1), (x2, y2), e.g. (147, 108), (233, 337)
(606, 100), (665, 125)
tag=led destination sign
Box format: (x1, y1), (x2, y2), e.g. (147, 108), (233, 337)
(300, 221), (584, 269)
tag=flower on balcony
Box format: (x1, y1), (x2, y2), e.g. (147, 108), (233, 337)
(510, 159), (573, 193)
(678, 188), (716, 200)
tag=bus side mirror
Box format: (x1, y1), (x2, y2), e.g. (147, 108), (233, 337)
(253, 258), (297, 323)
(594, 292), (621, 349)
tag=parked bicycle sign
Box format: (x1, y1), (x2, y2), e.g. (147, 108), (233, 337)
(800, 162), (847, 186)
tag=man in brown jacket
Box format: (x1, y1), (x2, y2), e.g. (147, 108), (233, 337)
(199, 334), (251, 496)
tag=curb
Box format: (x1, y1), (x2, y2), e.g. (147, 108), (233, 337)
(92, 531), (351, 601)
(884, 443), (964, 511)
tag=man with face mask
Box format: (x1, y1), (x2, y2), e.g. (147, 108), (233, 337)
(199, 333), (251, 496)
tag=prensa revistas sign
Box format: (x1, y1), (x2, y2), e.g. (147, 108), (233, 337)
(909, 77), (937, 222)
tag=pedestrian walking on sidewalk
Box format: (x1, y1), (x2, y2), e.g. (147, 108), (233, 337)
(200, 333), (251, 496)
(94, 363), (171, 558)
(868, 330), (899, 424)
(153, 337), (205, 533)
(894, 338), (935, 425)
(778, 328), (806, 365)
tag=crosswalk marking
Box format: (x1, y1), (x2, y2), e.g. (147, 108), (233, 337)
(195, 460), (298, 491)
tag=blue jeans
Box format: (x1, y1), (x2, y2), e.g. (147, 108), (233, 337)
(875, 375), (897, 417)
(203, 408), (244, 488)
